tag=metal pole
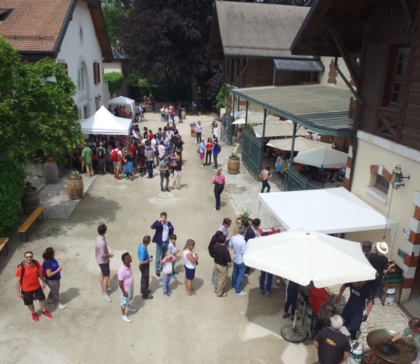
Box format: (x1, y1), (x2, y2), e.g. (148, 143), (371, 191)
(262, 108), (267, 140)
(292, 285), (302, 330)
(290, 122), (297, 165)
(245, 101), (249, 129)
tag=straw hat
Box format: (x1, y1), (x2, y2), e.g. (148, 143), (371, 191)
(376, 241), (389, 255)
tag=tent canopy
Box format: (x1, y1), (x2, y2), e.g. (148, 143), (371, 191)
(267, 136), (330, 151)
(256, 187), (397, 255)
(232, 114), (280, 125)
(253, 121), (309, 138)
(107, 96), (135, 115)
(79, 106), (131, 135)
(294, 147), (348, 168)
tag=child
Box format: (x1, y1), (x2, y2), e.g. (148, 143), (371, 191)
(167, 234), (180, 279)
(161, 252), (176, 296)
(232, 143), (238, 157)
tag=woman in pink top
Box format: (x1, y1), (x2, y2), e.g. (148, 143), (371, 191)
(212, 167), (225, 211)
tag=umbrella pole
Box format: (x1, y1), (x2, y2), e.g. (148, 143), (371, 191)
(292, 285), (302, 331)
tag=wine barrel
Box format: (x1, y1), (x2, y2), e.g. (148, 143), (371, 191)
(67, 177), (84, 200)
(182, 110), (187, 120)
(227, 157), (240, 174)
(191, 126), (196, 138)
(21, 188), (41, 215)
(44, 162), (59, 184)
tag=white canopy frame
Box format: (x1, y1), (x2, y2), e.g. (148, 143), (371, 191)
(107, 96), (135, 116)
(79, 106), (132, 135)
(256, 187), (398, 258)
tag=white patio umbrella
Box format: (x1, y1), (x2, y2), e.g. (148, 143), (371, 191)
(244, 228), (375, 342)
(267, 137), (330, 151)
(293, 147), (348, 168)
(253, 121), (309, 138)
(232, 114), (279, 125)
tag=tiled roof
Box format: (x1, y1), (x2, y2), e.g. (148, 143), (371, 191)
(0, 0), (73, 53)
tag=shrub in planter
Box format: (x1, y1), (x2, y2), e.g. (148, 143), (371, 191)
(0, 158), (26, 236)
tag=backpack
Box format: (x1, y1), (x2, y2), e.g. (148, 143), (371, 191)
(111, 149), (119, 162)
(18, 260), (41, 281)
(218, 144), (222, 153)
(97, 147), (105, 159)
(259, 172), (264, 181)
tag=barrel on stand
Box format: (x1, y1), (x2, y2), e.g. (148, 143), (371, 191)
(227, 156), (240, 174)
(21, 188), (41, 215)
(44, 162), (59, 184)
(67, 177), (84, 200)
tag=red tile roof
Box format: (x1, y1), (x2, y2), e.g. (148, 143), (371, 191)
(0, 0), (73, 53)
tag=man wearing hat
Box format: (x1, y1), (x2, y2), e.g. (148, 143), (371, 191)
(314, 315), (351, 364)
(368, 242), (395, 302)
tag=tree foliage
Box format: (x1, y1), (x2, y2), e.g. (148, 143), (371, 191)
(117, 0), (223, 104)
(102, 0), (128, 44)
(0, 36), (83, 164)
(104, 72), (124, 96)
(0, 157), (25, 237)
(216, 83), (233, 112)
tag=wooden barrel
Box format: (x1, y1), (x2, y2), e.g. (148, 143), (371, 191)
(21, 188), (41, 215)
(182, 110), (187, 119)
(191, 126), (196, 137)
(44, 162), (59, 184)
(67, 177), (84, 200)
(228, 157), (240, 174)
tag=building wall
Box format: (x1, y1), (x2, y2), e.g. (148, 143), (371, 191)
(57, 0), (105, 118)
(348, 132), (420, 300)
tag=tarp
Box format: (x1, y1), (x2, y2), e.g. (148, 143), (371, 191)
(253, 121), (309, 138)
(107, 96), (135, 115)
(256, 187), (398, 256)
(232, 114), (280, 125)
(293, 146), (348, 168)
(79, 106), (131, 135)
(244, 228), (376, 287)
(267, 137), (330, 151)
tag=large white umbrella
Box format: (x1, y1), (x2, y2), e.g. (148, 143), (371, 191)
(293, 147), (348, 168)
(267, 137), (330, 151)
(244, 228), (376, 288)
(232, 114), (279, 125)
(253, 122), (309, 138)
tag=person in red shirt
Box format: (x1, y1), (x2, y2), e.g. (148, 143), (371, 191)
(15, 251), (52, 322)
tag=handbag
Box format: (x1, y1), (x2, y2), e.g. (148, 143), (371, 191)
(197, 148), (200, 153)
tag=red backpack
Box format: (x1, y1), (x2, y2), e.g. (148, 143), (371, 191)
(111, 149), (119, 162)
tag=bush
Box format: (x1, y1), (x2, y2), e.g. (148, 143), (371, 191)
(104, 72), (124, 96)
(0, 158), (25, 237)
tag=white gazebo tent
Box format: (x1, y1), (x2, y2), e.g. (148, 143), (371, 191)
(107, 96), (135, 116)
(256, 187), (398, 257)
(79, 106), (131, 135)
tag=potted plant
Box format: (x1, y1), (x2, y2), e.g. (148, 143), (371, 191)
(228, 144), (240, 175)
(233, 208), (253, 235)
(44, 157), (59, 184)
(21, 180), (41, 215)
(67, 171), (84, 200)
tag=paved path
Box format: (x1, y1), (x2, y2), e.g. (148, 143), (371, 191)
(0, 111), (410, 363)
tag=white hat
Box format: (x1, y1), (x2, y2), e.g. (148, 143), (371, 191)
(330, 315), (343, 330)
(376, 241), (389, 255)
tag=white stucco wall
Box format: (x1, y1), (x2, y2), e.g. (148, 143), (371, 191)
(348, 133), (420, 269)
(319, 57), (353, 89)
(57, 0), (105, 118)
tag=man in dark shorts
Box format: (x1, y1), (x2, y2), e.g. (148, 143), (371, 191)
(96, 224), (114, 302)
(314, 315), (350, 364)
(335, 281), (373, 342)
(138, 235), (154, 300)
(15, 251), (53, 322)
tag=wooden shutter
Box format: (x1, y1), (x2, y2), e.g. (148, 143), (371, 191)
(93, 63), (97, 84)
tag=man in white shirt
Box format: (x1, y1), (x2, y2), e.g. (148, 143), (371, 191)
(158, 143), (166, 162)
(230, 225), (247, 296)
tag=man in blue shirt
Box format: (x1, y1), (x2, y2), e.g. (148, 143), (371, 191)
(230, 225), (247, 296)
(213, 139), (219, 169)
(138, 235), (154, 300)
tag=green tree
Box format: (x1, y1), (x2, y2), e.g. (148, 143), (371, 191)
(0, 36), (83, 163)
(103, 0), (128, 44)
(104, 72), (124, 96)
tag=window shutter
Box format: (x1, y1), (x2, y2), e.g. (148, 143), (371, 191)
(97, 63), (100, 83)
(93, 63), (97, 84)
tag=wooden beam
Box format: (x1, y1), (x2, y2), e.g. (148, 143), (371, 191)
(321, 19), (366, 29)
(325, 23), (361, 90)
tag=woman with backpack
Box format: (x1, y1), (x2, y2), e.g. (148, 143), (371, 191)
(261, 165), (273, 193)
(42, 247), (65, 309)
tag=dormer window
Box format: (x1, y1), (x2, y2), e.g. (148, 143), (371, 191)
(0, 9), (13, 22)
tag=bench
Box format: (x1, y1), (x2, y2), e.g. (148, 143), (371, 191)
(18, 207), (45, 242)
(0, 238), (9, 256)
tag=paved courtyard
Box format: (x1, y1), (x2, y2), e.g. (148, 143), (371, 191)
(0, 111), (411, 363)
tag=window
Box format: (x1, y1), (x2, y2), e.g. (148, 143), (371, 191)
(0, 9), (13, 22)
(374, 174), (389, 194)
(78, 67), (85, 91)
(387, 46), (410, 106)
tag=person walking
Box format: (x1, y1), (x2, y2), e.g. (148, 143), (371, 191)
(205, 137), (213, 166)
(42, 247), (65, 309)
(212, 167), (225, 211)
(199, 139), (206, 168)
(230, 225), (247, 296)
(138, 236), (154, 300)
(95, 224), (114, 302)
(213, 123), (219, 142)
(82, 143), (93, 177)
(172, 154), (182, 190)
(314, 315), (351, 364)
(195, 121), (203, 143)
(261, 165), (272, 193)
(213, 235), (231, 297)
(212, 139), (219, 169)
(183, 239), (199, 296)
(159, 155), (170, 192)
(118, 252), (137, 323)
(161, 252), (176, 297)
(145, 141), (154, 178)
(209, 231), (227, 286)
(151, 212), (174, 277)
(15, 251), (53, 322)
